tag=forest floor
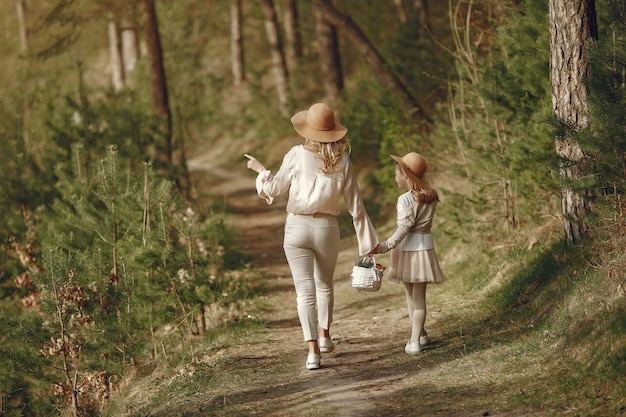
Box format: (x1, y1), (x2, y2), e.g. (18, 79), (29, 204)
(191, 159), (419, 416)
(112, 147), (619, 417)
(152, 155), (560, 417)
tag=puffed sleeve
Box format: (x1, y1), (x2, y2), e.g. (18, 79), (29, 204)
(342, 159), (379, 256)
(255, 148), (295, 204)
(255, 170), (275, 204)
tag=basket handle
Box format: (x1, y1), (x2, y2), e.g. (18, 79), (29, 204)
(355, 255), (376, 267)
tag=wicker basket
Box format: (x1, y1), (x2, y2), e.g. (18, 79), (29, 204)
(351, 256), (384, 292)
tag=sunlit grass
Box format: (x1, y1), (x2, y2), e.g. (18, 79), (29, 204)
(393, 230), (626, 416)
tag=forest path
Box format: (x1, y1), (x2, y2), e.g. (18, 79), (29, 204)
(168, 153), (549, 417)
(187, 156), (415, 416)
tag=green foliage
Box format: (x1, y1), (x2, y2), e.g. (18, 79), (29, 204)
(0, 88), (59, 305)
(0, 144), (247, 414)
(341, 77), (387, 161)
(583, 1), (626, 205)
(0, 310), (56, 416)
(421, 0), (558, 243)
(570, 1), (626, 289)
(0, 136), (246, 416)
(358, 0), (560, 242)
(0, 0), (624, 415)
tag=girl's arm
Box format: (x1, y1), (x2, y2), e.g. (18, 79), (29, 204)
(378, 195), (414, 253)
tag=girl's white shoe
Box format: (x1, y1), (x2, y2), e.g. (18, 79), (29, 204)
(405, 341), (422, 354)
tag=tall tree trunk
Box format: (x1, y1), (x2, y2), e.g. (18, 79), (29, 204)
(397, 0), (429, 40)
(121, 5), (139, 75)
(312, 0), (425, 120)
(283, 0), (302, 69)
(313, 0), (343, 103)
(141, 0), (173, 164)
(231, 0), (245, 85)
(549, 0), (598, 244)
(413, 0), (429, 41)
(108, 17), (125, 91)
(394, 0), (407, 24)
(16, 0), (28, 56)
(260, 0), (289, 115)
(313, 2), (342, 102)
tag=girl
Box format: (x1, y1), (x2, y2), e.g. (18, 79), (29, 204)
(245, 103), (378, 369)
(371, 152), (445, 354)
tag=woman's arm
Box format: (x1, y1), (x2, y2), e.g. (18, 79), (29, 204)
(342, 160), (379, 255)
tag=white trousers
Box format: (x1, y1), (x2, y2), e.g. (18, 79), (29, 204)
(283, 213), (340, 341)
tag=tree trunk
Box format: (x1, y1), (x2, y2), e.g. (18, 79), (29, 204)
(231, 0), (245, 85)
(312, 0), (425, 120)
(394, 0), (407, 24)
(141, 0), (173, 164)
(549, 0), (597, 244)
(283, 0), (302, 69)
(313, 0), (343, 103)
(120, 5), (139, 75)
(397, 0), (429, 40)
(260, 0), (289, 115)
(16, 0), (28, 56)
(108, 17), (125, 91)
(413, 0), (429, 41)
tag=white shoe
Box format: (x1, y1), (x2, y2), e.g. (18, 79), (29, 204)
(405, 341), (422, 354)
(419, 335), (430, 346)
(319, 337), (335, 353)
(306, 353), (320, 370)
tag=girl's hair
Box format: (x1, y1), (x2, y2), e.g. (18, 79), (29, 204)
(407, 180), (439, 203)
(412, 187), (439, 203)
(306, 137), (351, 174)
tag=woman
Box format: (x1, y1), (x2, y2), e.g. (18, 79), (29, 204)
(245, 102), (378, 370)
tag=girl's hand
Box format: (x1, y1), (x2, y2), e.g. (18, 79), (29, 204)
(369, 244), (380, 255)
(244, 154), (266, 173)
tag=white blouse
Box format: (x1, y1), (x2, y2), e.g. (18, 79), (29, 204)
(378, 191), (437, 253)
(255, 145), (378, 255)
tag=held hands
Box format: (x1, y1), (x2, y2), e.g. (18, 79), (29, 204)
(368, 244), (381, 255)
(244, 154), (266, 173)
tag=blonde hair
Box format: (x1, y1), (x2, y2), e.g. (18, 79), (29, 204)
(305, 137), (351, 174)
(406, 178), (439, 203)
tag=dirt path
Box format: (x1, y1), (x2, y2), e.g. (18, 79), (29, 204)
(188, 158), (419, 416)
(137, 152), (593, 417)
(111, 155), (566, 417)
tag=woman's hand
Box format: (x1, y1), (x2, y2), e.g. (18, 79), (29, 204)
(368, 244), (380, 255)
(244, 154), (266, 173)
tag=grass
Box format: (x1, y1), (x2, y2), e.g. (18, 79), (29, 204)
(99, 227), (626, 416)
(390, 230), (626, 417)
(98, 166), (625, 417)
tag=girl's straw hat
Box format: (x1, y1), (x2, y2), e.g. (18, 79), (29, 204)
(291, 103), (348, 143)
(391, 152), (430, 188)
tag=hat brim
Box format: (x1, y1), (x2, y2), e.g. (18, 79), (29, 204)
(391, 154), (430, 188)
(291, 110), (348, 143)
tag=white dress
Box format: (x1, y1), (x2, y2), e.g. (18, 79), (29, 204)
(379, 191), (445, 284)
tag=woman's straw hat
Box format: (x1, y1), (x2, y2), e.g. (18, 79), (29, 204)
(391, 152), (430, 188)
(291, 103), (348, 143)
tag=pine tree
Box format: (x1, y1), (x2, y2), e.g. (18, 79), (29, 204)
(584, 1), (626, 203)
(579, 0), (626, 279)
(4, 142), (239, 413)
